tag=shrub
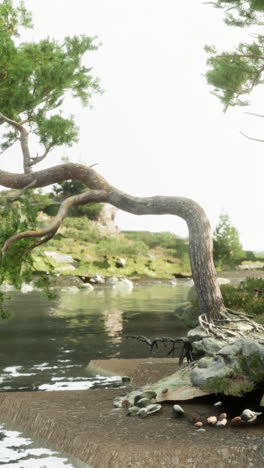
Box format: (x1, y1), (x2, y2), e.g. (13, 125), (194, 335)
(221, 277), (264, 315)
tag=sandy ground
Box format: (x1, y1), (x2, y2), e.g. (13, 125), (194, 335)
(0, 358), (263, 468)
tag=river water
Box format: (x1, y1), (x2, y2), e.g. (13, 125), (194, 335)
(0, 280), (190, 467)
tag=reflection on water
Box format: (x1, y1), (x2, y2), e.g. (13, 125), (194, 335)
(0, 281), (189, 392)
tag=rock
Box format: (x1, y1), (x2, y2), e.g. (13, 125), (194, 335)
(192, 337), (225, 355)
(115, 257), (126, 268)
(216, 418), (227, 427)
(44, 251), (75, 264)
(144, 404), (162, 416)
(136, 398), (151, 408)
(121, 376), (131, 383)
(134, 391), (157, 406)
(194, 421), (203, 428)
(240, 409), (262, 423)
(121, 400), (129, 408)
(127, 406), (140, 416)
(187, 327), (209, 343)
(214, 401), (223, 407)
(260, 394), (264, 407)
(90, 274), (105, 284)
(196, 428), (206, 433)
(172, 404), (185, 417)
(137, 408), (148, 417)
(230, 416), (242, 425)
(219, 413), (227, 421)
(113, 278), (133, 294)
(207, 416), (217, 425)
(190, 339), (264, 395)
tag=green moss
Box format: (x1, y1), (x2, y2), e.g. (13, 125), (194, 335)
(201, 352), (264, 396)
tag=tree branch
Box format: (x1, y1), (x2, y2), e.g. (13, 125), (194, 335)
(240, 131), (264, 143)
(2, 187), (108, 256)
(0, 162), (224, 317)
(30, 146), (52, 167)
(217, 54), (264, 60)
(0, 112), (32, 173)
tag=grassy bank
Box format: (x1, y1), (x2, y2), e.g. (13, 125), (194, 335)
(33, 216), (191, 279)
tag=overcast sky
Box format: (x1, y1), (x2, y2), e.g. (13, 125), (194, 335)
(1, 0), (264, 251)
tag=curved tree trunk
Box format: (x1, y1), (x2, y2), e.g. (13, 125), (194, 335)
(0, 163), (225, 321)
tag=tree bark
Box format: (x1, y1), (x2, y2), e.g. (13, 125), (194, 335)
(0, 163), (225, 320)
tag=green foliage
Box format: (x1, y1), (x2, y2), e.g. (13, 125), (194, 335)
(221, 277), (264, 315)
(0, 0), (101, 153)
(206, 40), (263, 110)
(213, 214), (243, 268)
(206, 2), (264, 109)
(211, 1), (264, 26)
(0, 192), (56, 316)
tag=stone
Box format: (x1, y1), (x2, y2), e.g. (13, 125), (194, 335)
(144, 404), (162, 416)
(240, 409), (262, 423)
(207, 416), (217, 425)
(44, 251), (75, 264)
(134, 391), (157, 406)
(121, 376), (131, 383)
(190, 339), (264, 395)
(192, 337), (225, 355)
(127, 406), (140, 416)
(219, 413), (227, 421)
(214, 401), (223, 407)
(172, 404), (185, 417)
(136, 398), (150, 408)
(194, 421), (203, 428)
(137, 408), (148, 417)
(216, 418), (227, 427)
(187, 327), (209, 343)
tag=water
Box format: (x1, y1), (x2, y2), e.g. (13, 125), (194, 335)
(0, 280), (190, 466)
(0, 281), (189, 391)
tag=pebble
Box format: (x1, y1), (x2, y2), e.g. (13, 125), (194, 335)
(134, 391), (157, 406)
(162, 388), (168, 394)
(206, 416), (217, 425)
(214, 401), (223, 407)
(194, 421), (203, 428)
(216, 418), (227, 427)
(231, 416), (242, 425)
(121, 400), (129, 408)
(172, 404), (185, 417)
(121, 376), (131, 383)
(127, 406), (140, 416)
(219, 412), (227, 421)
(196, 428), (206, 433)
(241, 409), (262, 423)
(136, 398), (150, 408)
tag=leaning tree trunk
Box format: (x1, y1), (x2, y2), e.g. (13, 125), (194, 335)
(0, 163), (225, 321)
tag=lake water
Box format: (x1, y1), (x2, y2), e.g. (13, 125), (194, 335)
(0, 280), (190, 467)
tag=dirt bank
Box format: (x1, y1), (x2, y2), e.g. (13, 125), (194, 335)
(0, 359), (263, 468)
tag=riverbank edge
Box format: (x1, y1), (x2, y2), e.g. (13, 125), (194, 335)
(0, 358), (263, 468)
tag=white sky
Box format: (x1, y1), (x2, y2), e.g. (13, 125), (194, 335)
(1, 0), (264, 251)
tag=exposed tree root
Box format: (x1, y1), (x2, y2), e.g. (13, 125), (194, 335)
(198, 309), (264, 342)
